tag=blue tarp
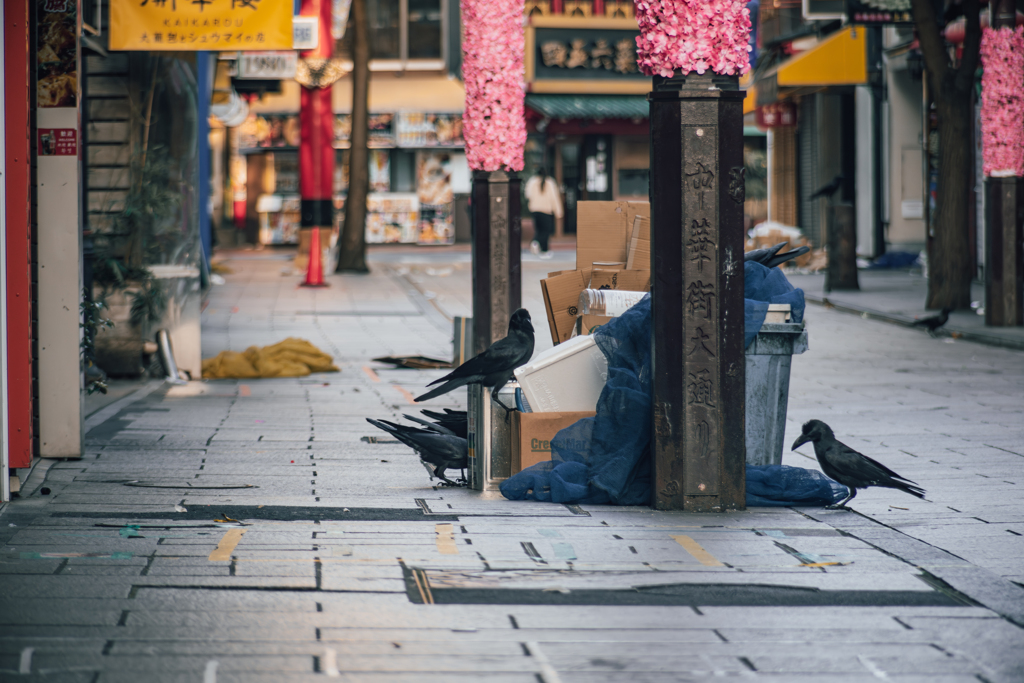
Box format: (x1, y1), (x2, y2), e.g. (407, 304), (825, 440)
(501, 263), (845, 507)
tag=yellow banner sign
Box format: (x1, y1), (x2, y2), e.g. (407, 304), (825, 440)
(110, 0), (293, 51)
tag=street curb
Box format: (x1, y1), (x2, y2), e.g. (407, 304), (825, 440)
(804, 294), (1024, 352)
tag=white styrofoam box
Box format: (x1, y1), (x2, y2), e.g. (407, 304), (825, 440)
(514, 334), (609, 413)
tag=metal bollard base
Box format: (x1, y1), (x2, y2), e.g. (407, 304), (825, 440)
(467, 385), (514, 491)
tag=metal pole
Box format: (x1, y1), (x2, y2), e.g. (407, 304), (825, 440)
(649, 72), (746, 512)
(984, 0), (1024, 326)
(468, 170), (521, 490)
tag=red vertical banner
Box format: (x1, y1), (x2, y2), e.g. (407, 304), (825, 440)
(5, 0), (35, 468)
(298, 0), (336, 229)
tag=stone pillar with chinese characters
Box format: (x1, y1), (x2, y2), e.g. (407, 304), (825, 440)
(649, 73), (747, 512)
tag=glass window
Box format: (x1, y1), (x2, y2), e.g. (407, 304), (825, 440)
(618, 169), (649, 198)
(369, 0), (400, 60)
(407, 0), (442, 59)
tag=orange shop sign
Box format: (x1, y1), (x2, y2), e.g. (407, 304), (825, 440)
(110, 0), (293, 51)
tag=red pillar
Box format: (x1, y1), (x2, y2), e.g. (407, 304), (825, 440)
(5, 0), (35, 469)
(299, 0), (336, 234)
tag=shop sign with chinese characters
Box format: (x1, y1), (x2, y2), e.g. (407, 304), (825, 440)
(846, 0), (913, 24)
(756, 102), (796, 128)
(533, 28), (644, 81)
(38, 129), (77, 156)
(110, 0), (294, 51)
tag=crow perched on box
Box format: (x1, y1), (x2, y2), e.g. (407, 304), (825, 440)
(791, 419), (925, 510)
(415, 308), (534, 407)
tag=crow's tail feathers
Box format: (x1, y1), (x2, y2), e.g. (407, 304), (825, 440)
(892, 478), (926, 499)
(414, 376), (471, 403)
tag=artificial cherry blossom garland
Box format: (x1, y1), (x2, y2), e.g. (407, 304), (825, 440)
(460, 0), (526, 172)
(980, 26), (1024, 177)
(634, 0), (752, 78)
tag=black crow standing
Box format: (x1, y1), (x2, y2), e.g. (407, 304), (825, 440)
(366, 418), (468, 486)
(791, 419), (926, 510)
(912, 308), (951, 336)
(810, 174), (844, 200)
(415, 308), (534, 407)
(420, 409), (468, 438)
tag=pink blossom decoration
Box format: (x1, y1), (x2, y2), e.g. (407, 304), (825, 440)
(461, 0), (526, 172)
(634, 0), (752, 78)
(980, 26), (1024, 177)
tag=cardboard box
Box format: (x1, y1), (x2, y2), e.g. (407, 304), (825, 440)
(589, 268), (651, 292)
(511, 410), (597, 474)
(576, 201), (649, 278)
(576, 314), (614, 336)
(626, 214), (650, 270)
(540, 270), (587, 345)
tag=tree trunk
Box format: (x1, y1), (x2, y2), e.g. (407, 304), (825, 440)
(927, 91), (975, 309)
(336, 0), (370, 273)
(910, 0), (981, 310)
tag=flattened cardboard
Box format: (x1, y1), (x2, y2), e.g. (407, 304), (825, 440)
(626, 214), (650, 270)
(512, 410), (597, 474)
(576, 201), (649, 278)
(589, 268), (651, 292)
(540, 270), (587, 345)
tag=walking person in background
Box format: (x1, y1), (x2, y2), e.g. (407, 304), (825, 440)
(524, 166), (563, 260)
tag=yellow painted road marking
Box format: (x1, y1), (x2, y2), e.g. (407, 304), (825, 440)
(671, 535), (724, 567)
(800, 561), (849, 568)
(435, 523), (458, 555)
(393, 384), (418, 404)
(362, 366), (381, 382)
(209, 529), (245, 561)
(239, 384), (251, 397)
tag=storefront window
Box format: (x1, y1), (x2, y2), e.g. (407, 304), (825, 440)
(408, 0), (442, 59)
(618, 169), (649, 198)
(369, 0), (400, 59)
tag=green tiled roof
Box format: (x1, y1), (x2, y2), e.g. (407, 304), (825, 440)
(524, 95), (648, 120)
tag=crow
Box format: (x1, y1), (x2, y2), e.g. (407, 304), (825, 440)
(791, 419), (925, 510)
(745, 241), (811, 269)
(810, 174), (844, 200)
(415, 308), (534, 408)
(366, 418), (468, 486)
(912, 308), (951, 336)
(420, 409), (468, 438)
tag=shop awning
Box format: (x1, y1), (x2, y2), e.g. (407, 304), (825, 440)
(776, 26), (868, 87)
(525, 95), (648, 120)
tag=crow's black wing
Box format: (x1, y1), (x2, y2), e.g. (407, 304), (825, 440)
(744, 241), (788, 265)
(820, 439), (920, 488)
(764, 246), (810, 269)
(402, 414), (456, 436)
(424, 333), (530, 387)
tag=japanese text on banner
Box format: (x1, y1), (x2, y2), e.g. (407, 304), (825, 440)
(110, 0), (293, 51)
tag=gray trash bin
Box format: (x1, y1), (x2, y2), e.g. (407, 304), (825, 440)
(745, 321), (808, 467)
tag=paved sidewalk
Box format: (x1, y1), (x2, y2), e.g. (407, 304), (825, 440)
(1, 248), (1022, 682)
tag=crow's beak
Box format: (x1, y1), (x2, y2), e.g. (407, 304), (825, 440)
(791, 434), (810, 451)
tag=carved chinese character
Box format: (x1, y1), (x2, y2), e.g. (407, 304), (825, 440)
(590, 39), (614, 70)
(686, 281), (716, 319)
(694, 420), (711, 460)
(688, 369), (716, 407)
(687, 218), (714, 272)
(614, 38), (637, 73)
(686, 161), (714, 189)
(540, 41), (568, 68)
(660, 480), (680, 497)
(728, 167), (745, 204)
(687, 328), (716, 358)
(566, 39), (588, 69)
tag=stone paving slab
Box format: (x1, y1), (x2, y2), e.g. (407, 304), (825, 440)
(2, 249), (1023, 680)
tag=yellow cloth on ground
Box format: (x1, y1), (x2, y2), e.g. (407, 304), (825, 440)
(202, 338), (340, 379)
